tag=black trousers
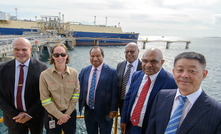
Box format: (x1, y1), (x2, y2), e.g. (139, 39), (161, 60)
(84, 105), (113, 134)
(8, 112), (44, 134)
(119, 99), (124, 116)
(44, 109), (76, 134)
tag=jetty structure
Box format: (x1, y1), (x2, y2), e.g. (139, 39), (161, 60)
(0, 33), (75, 62)
(0, 11), (139, 46)
(0, 11), (191, 62)
(140, 38), (191, 49)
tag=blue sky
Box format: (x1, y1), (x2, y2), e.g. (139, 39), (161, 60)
(1, 0), (221, 37)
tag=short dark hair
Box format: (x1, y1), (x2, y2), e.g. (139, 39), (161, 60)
(49, 43), (70, 65)
(174, 52), (206, 70)
(89, 46), (104, 56)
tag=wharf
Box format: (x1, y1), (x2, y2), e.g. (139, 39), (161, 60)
(0, 34), (75, 62)
(139, 38), (191, 49)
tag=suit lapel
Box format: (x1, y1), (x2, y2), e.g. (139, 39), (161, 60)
(25, 58), (35, 90)
(130, 72), (144, 104)
(120, 61), (127, 78)
(8, 60), (16, 96)
(177, 91), (210, 134)
(164, 91), (176, 130)
(148, 68), (166, 106)
(96, 63), (108, 90)
(85, 65), (92, 91)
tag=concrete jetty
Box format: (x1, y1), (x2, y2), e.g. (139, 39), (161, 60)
(0, 34), (75, 62)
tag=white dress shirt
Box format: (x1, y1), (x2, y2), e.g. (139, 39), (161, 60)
(124, 58), (139, 95)
(171, 87), (203, 127)
(86, 63), (103, 109)
(14, 59), (30, 112)
(130, 68), (161, 127)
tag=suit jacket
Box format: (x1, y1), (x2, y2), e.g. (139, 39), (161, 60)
(116, 59), (142, 96)
(120, 68), (177, 133)
(146, 89), (221, 134)
(78, 63), (119, 118)
(0, 58), (47, 129)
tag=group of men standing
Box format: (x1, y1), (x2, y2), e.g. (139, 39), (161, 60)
(0, 38), (221, 134)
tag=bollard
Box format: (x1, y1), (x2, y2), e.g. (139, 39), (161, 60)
(166, 42), (171, 49)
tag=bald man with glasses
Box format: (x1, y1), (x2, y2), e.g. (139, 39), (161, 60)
(116, 42), (142, 115)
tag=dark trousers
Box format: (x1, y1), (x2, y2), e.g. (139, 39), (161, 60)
(84, 105), (113, 134)
(125, 121), (142, 134)
(119, 99), (124, 116)
(8, 113), (44, 134)
(44, 109), (76, 134)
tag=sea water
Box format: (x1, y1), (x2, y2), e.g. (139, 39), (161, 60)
(0, 36), (221, 133)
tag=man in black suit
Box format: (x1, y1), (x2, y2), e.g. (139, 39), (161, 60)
(116, 42), (142, 115)
(146, 52), (221, 134)
(0, 37), (47, 134)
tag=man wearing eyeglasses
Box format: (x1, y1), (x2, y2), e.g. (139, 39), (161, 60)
(116, 42), (142, 115)
(120, 48), (177, 134)
(0, 37), (47, 134)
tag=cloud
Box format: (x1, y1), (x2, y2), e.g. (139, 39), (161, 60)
(214, 14), (221, 25)
(1, 0), (221, 37)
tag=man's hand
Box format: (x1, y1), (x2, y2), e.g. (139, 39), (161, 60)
(121, 123), (126, 134)
(57, 114), (71, 125)
(109, 111), (116, 119)
(13, 112), (31, 124)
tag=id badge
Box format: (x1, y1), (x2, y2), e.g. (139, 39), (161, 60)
(49, 120), (55, 129)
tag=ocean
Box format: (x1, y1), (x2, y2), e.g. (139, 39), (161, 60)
(0, 36), (221, 133)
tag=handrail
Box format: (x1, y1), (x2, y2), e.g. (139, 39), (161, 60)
(0, 113), (120, 134)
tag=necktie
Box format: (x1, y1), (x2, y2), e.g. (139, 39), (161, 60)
(131, 76), (151, 126)
(164, 95), (186, 134)
(17, 64), (25, 111)
(88, 69), (97, 109)
(121, 64), (133, 99)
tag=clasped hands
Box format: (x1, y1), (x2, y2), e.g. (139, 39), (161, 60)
(57, 114), (71, 125)
(13, 112), (31, 124)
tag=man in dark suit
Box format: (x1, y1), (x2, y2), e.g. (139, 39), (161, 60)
(0, 37), (47, 134)
(146, 52), (221, 134)
(116, 42), (142, 115)
(121, 48), (177, 134)
(79, 46), (118, 134)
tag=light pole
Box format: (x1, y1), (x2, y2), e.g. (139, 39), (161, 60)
(15, 8), (18, 20)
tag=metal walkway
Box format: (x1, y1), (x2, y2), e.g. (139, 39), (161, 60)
(0, 35), (75, 61)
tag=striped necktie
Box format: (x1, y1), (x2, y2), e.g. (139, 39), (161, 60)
(17, 64), (25, 111)
(131, 75), (151, 126)
(121, 64), (133, 99)
(165, 95), (186, 134)
(88, 69), (97, 109)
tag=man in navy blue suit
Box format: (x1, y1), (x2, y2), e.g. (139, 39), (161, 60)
(79, 46), (118, 134)
(121, 48), (177, 134)
(146, 52), (221, 134)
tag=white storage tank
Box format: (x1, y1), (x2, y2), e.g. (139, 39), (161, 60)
(0, 12), (11, 20)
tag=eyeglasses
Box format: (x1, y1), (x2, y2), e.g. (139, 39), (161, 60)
(124, 51), (135, 54)
(52, 53), (67, 58)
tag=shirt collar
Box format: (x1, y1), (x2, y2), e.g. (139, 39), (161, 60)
(126, 58), (139, 67)
(92, 62), (103, 71)
(15, 58), (30, 67)
(175, 87), (203, 105)
(51, 64), (70, 74)
(143, 67), (162, 82)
